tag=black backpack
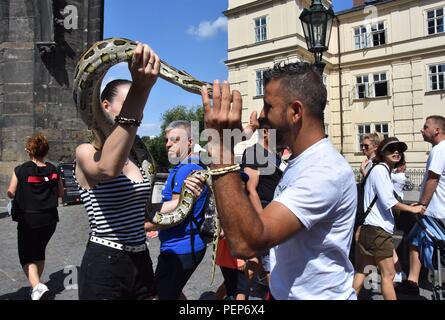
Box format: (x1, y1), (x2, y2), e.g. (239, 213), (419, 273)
(355, 163), (391, 229)
(168, 163), (215, 245)
(189, 192), (216, 245)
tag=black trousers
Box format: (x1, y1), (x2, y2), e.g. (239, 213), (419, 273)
(17, 223), (56, 267)
(220, 266), (249, 297)
(154, 248), (206, 300)
(78, 241), (155, 300)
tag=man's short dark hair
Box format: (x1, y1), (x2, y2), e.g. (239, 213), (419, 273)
(426, 115), (445, 133)
(263, 62), (327, 121)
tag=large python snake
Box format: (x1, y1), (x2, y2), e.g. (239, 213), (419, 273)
(73, 38), (220, 282)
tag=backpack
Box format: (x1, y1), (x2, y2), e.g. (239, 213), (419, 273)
(189, 190), (217, 245)
(416, 216), (445, 271)
(355, 163), (391, 229)
(168, 162), (216, 245)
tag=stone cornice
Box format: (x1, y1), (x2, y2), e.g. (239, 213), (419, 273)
(224, 0), (276, 17)
(225, 44), (334, 69)
(336, 0), (420, 21)
(332, 44), (445, 70)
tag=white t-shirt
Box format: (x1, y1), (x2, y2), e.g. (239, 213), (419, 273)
(421, 140), (445, 220)
(392, 172), (407, 200)
(363, 163), (398, 234)
(271, 138), (357, 300)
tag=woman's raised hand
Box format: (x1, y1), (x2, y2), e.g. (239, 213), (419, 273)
(129, 43), (160, 91)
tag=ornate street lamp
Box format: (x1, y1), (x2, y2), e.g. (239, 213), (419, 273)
(299, 0), (335, 74)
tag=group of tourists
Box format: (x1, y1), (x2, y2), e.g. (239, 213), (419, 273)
(6, 42), (445, 300)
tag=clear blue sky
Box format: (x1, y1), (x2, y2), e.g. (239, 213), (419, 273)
(104, 0), (353, 137)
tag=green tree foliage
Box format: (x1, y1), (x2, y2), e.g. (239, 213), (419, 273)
(142, 105), (205, 172)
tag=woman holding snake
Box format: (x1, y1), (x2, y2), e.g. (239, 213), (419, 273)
(74, 43), (202, 300)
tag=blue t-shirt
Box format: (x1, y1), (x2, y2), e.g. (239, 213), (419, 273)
(159, 156), (208, 254)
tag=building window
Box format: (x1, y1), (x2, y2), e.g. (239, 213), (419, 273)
(427, 8), (444, 35)
(354, 22), (386, 49)
(356, 75), (369, 99)
(357, 123), (389, 151)
(255, 17), (267, 42)
(373, 73), (388, 97)
(355, 72), (389, 99)
(371, 22), (386, 46)
(256, 70), (265, 96)
(428, 64), (445, 91)
(354, 26), (368, 49)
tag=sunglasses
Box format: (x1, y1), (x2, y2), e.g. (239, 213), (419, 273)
(360, 143), (370, 150)
(384, 144), (402, 153)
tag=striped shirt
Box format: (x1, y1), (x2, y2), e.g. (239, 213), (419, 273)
(74, 163), (151, 246)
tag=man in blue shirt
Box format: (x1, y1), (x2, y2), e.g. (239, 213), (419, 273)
(151, 120), (209, 300)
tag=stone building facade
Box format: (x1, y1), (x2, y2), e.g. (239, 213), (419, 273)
(0, 0), (104, 204)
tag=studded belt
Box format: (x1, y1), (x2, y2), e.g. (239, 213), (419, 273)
(89, 236), (146, 253)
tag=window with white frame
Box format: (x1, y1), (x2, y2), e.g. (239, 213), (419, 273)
(354, 22), (386, 49)
(427, 8), (444, 35)
(356, 75), (369, 99)
(254, 17), (267, 42)
(354, 26), (368, 49)
(256, 70), (265, 96)
(371, 22), (386, 46)
(357, 123), (389, 151)
(373, 73), (389, 97)
(355, 72), (389, 99)
(428, 64), (445, 91)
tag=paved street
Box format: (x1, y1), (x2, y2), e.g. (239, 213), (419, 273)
(0, 204), (223, 300)
(0, 200), (438, 300)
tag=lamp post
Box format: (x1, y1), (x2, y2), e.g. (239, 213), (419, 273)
(299, 0), (335, 75)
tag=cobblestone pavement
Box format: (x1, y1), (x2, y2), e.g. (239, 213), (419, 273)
(0, 204), (222, 300)
(0, 204), (437, 300)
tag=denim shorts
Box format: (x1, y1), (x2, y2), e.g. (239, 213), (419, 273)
(78, 241), (155, 300)
(408, 223), (423, 248)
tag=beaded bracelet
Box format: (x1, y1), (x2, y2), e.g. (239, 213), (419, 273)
(114, 115), (141, 127)
(209, 164), (241, 176)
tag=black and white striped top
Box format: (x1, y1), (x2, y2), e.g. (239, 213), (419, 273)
(74, 163), (151, 246)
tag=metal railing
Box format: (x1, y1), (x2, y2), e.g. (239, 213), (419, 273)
(353, 168), (426, 191)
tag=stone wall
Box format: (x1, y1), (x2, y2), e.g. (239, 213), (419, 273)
(0, 0), (104, 205)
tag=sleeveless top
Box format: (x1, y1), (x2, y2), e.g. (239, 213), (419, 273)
(74, 162), (151, 246)
(13, 161), (59, 227)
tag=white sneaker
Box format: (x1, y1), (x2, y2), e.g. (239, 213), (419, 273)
(31, 283), (49, 300)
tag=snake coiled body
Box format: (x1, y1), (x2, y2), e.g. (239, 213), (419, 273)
(73, 38), (219, 282)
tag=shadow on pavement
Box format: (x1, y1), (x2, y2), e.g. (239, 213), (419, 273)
(0, 267), (79, 300)
(0, 286), (31, 300)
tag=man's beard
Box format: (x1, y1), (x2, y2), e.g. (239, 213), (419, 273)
(266, 120), (288, 147)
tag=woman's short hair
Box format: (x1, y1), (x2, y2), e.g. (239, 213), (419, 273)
(26, 132), (49, 158)
(362, 132), (384, 147)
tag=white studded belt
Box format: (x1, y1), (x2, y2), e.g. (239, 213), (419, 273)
(89, 236), (146, 253)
